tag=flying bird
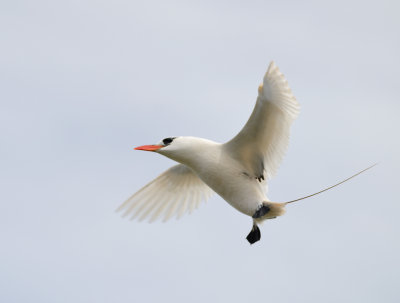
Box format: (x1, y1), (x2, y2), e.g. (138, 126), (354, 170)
(117, 61), (375, 244)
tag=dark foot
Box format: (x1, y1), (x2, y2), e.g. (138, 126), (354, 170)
(252, 204), (270, 218)
(246, 224), (261, 244)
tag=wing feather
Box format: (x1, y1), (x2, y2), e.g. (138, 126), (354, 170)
(224, 61), (299, 181)
(117, 164), (213, 222)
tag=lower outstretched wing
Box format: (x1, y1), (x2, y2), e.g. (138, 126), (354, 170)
(117, 164), (214, 222)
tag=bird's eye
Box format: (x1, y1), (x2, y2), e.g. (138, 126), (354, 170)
(162, 137), (175, 145)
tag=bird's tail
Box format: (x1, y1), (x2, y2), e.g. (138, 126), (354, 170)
(275, 164), (377, 205)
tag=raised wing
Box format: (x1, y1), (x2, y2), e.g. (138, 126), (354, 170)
(116, 164), (214, 222)
(224, 61), (299, 181)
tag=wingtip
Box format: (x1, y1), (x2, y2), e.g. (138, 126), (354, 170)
(264, 61), (283, 83)
(267, 60), (276, 73)
(258, 61), (278, 94)
(115, 205), (124, 213)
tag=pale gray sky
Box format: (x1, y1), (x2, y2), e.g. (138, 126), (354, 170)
(1, 0), (399, 302)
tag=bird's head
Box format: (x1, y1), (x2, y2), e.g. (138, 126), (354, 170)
(135, 136), (190, 162)
(134, 136), (215, 166)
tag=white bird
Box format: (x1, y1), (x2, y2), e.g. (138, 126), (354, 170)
(117, 61), (375, 244)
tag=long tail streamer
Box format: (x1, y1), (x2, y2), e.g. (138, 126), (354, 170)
(278, 164), (377, 205)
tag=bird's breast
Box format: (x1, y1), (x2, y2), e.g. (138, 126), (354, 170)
(191, 159), (267, 216)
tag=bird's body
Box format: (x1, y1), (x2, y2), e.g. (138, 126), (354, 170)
(117, 61), (373, 244)
(159, 137), (268, 217)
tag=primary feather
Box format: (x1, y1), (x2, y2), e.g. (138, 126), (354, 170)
(117, 164), (214, 222)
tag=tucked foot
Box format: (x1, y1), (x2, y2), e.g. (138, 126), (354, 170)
(246, 224), (261, 244)
(252, 204), (270, 219)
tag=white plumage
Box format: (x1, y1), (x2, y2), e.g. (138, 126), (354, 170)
(225, 61), (299, 181)
(117, 164), (213, 223)
(117, 61), (373, 244)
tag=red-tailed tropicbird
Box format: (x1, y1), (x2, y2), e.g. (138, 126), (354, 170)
(117, 61), (375, 244)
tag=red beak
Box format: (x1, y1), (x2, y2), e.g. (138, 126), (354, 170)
(134, 144), (163, 151)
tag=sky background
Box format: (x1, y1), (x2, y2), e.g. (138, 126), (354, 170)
(1, 0), (399, 302)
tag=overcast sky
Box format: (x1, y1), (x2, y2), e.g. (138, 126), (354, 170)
(1, 0), (399, 302)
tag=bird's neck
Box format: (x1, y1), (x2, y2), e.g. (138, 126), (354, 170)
(163, 139), (222, 170)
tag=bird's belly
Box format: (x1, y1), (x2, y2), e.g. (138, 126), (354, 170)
(196, 170), (266, 216)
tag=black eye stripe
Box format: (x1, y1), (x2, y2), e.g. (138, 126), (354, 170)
(162, 137), (175, 145)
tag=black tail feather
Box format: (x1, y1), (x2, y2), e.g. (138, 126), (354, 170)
(252, 204), (270, 218)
